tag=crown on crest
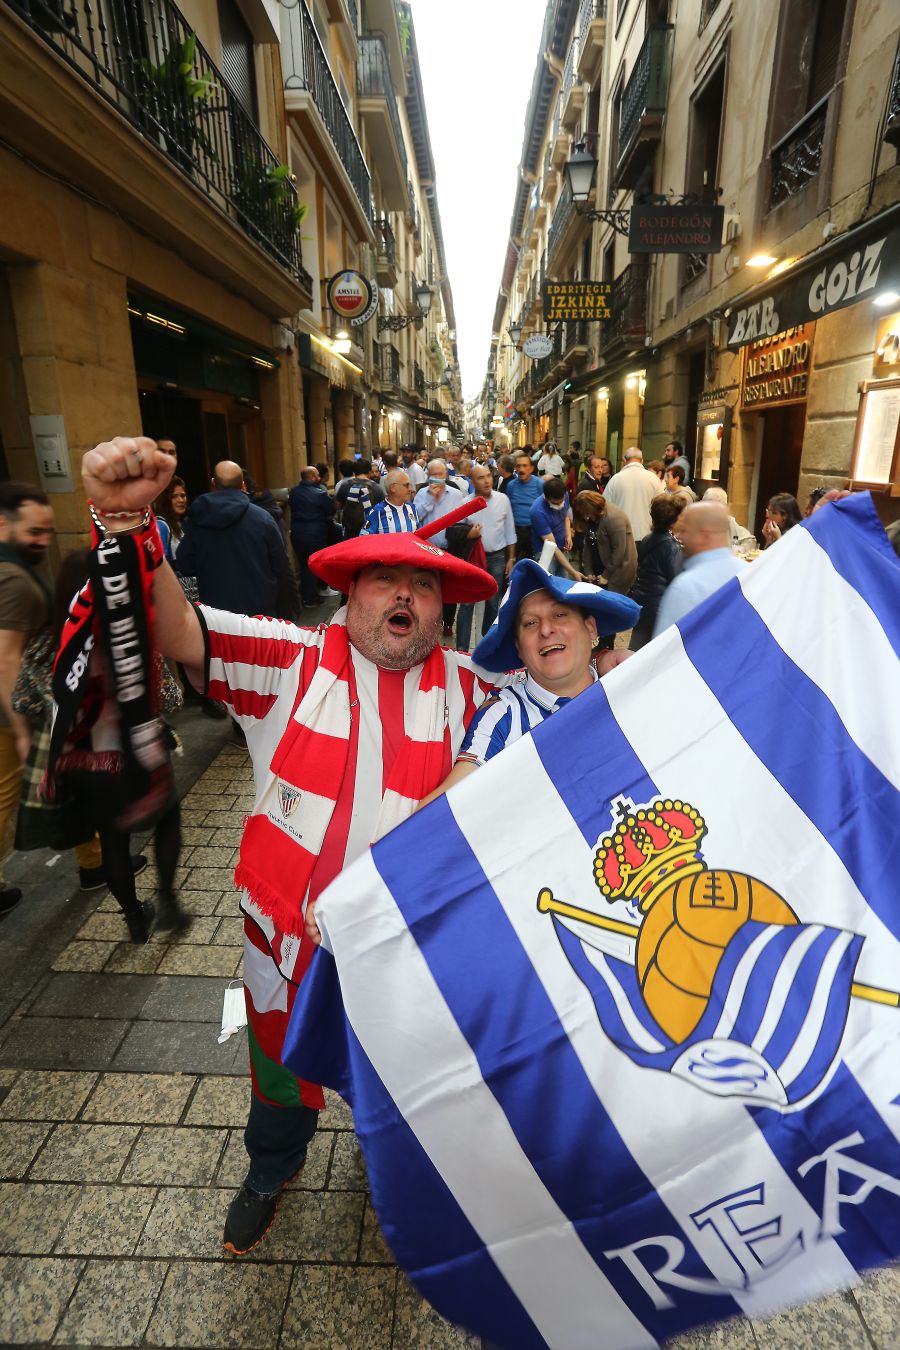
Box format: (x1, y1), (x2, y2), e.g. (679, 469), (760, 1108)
(594, 798), (706, 912)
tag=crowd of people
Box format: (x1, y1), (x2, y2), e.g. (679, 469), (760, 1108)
(0, 430), (894, 1263)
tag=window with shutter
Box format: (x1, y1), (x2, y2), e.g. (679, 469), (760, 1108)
(217, 0), (257, 120)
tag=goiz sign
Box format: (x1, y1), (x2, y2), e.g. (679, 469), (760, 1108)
(326, 272), (378, 326)
(727, 222), (899, 348)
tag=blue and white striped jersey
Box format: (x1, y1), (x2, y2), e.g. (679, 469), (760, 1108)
(457, 671), (597, 766)
(361, 501), (419, 535)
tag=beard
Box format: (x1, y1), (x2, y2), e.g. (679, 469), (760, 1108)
(346, 600), (442, 670)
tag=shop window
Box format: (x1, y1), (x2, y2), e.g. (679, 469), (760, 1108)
(683, 55), (726, 288)
(766, 0), (853, 213)
(217, 0), (258, 120)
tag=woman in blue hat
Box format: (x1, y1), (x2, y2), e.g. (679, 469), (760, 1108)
(421, 560), (639, 806)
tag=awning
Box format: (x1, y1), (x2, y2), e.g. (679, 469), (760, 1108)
(726, 202), (900, 349)
(533, 380), (567, 414)
(420, 406), (451, 425)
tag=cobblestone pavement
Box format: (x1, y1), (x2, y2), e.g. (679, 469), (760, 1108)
(0, 708), (896, 1347)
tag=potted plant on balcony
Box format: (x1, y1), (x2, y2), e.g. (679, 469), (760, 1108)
(232, 158), (307, 262)
(138, 32), (216, 174)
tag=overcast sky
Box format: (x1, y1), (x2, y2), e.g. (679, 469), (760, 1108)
(411, 0), (548, 401)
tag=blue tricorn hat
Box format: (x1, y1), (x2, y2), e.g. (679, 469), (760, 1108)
(471, 559), (641, 673)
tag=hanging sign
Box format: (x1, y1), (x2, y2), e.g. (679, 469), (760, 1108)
(543, 281), (612, 322)
(522, 334), (554, 358)
(326, 272), (378, 325)
(628, 204), (724, 254)
(740, 324), (814, 409)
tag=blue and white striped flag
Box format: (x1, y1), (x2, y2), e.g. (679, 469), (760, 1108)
(284, 494), (900, 1349)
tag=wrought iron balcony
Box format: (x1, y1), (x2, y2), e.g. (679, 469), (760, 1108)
(281, 0), (370, 220)
(769, 96), (828, 209)
(375, 216), (397, 285)
(564, 319), (589, 356)
(358, 35), (408, 189)
(7, 0), (310, 282)
(601, 264), (648, 353)
(615, 26), (673, 190)
(577, 0), (606, 81)
(377, 342), (401, 390)
(579, 0), (606, 47)
(560, 37), (584, 128)
(547, 182), (575, 261)
(414, 363), (425, 398)
(887, 42), (900, 146)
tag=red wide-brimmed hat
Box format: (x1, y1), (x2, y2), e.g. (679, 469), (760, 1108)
(308, 497), (497, 604)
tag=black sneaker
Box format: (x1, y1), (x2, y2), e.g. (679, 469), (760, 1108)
(202, 698), (228, 720)
(0, 887), (22, 917)
(79, 854), (148, 892)
(125, 899), (155, 945)
(223, 1182), (280, 1255)
(154, 891), (193, 935)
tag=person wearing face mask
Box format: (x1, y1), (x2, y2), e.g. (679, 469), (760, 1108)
(530, 478), (581, 580)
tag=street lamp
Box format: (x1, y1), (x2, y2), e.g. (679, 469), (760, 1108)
(377, 281), (433, 332)
(563, 142), (631, 237)
(508, 320), (523, 347)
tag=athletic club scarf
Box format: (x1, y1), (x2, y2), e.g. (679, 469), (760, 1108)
(234, 613), (452, 939)
(48, 512), (172, 831)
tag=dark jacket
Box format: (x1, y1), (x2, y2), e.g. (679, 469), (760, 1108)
(288, 481), (336, 551)
(629, 529), (681, 630)
(580, 502), (637, 594)
(176, 489), (294, 618)
(576, 471), (605, 495)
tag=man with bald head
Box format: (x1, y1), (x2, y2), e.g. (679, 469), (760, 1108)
(176, 458), (295, 617)
(652, 501), (746, 638)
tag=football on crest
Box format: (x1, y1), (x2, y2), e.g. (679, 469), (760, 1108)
(636, 870), (798, 1043)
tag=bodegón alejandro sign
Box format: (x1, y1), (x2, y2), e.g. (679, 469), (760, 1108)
(543, 281), (612, 322)
(628, 204), (724, 255)
(741, 324), (814, 409)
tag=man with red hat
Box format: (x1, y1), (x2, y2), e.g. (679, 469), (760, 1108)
(79, 437), (504, 1256)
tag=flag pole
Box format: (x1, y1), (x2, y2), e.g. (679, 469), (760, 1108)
(536, 889), (899, 1008)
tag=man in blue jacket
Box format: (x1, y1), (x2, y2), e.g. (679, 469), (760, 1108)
(176, 461), (296, 618)
(288, 467), (338, 608)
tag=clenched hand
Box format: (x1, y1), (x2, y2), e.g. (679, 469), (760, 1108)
(82, 437), (176, 515)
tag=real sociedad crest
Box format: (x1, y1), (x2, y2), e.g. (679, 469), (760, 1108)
(278, 780), (302, 819)
(539, 797), (897, 1112)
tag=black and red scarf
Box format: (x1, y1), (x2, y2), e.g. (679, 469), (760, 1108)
(48, 513), (173, 831)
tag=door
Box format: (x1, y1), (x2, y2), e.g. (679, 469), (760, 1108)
(753, 403), (807, 537)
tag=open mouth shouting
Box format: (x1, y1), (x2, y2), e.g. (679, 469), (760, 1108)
(385, 606), (415, 637)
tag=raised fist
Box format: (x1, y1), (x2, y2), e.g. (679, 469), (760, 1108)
(82, 437), (176, 515)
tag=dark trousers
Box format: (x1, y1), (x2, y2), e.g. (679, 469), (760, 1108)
(455, 549), (508, 652)
(244, 1094), (320, 1194)
(291, 539), (323, 607)
(514, 525), (533, 561)
(67, 770), (181, 915)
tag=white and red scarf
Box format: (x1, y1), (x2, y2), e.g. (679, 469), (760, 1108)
(234, 612), (452, 939)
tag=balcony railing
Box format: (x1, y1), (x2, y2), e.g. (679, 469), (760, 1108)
(377, 342), (401, 388)
(547, 183), (575, 259)
(769, 96), (828, 209)
(8, 0), (310, 280)
(564, 319), (589, 353)
(345, 0), (358, 35)
(414, 363), (425, 397)
(358, 36), (408, 173)
(561, 39), (577, 102)
(683, 251), (708, 286)
(579, 0), (606, 48)
(375, 216), (396, 268)
(887, 42), (900, 146)
(601, 265), (648, 351)
(281, 0), (370, 219)
(616, 26), (673, 178)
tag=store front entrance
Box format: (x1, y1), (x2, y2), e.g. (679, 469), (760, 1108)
(752, 402), (807, 536)
(138, 385), (264, 503)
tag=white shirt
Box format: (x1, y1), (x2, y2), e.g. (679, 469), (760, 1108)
(474, 490), (517, 554)
(603, 463), (664, 540)
(537, 452), (565, 478)
(407, 461), (428, 490)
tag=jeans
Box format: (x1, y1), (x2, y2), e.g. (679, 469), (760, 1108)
(514, 525), (532, 561)
(244, 1094), (320, 1194)
(455, 550), (508, 652)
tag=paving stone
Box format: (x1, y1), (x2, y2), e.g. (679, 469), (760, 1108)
(177, 889), (228, 916)
(359, 1196), (395, 1265)
(136, 867), (190, 895)
(0, 1121), (51, 1178)
(854, 1263), (900, 1348)
(324, 1088), (355, 1130)
(29, 1123), (139, 1182)
(54, 1257), (167, 1346)
(121, 1125), (227, 1185)
(0, 1071), (97, 1121)
(51, 942), (116, 973)
(180, 826), (212, 846)
(211, 916), (244, 946)
(55, 1184), (157, 1256)
(184, 795), (241, 814)
(183, 867), (238, 893)
(209, 828), (244, 848)
(216, 893), (241, 916)
(81, 1072), (195, 1123)
(157, 946), (241, 977)
(0, 1255), (84, 1345)
(103, 942), (165, 974)
(182, 846), (236, 869)
(113, 1020), (245, 1075)
(246, 1190), (364, 1262)
(215, 1126), (332, 1191)
(147, 1259), (291, 1348)
(149, 916), (220, 946)
(329, 1131), (368, 1191)
(668, 1318), (758, 1347)
(393, 1276), (481, 1348)
(135, 1186), (226, 1259)
(281, 1265), (396, 1350)
(75, 912), (135, 943)
(0, 1182), (79, 1253)
(184, 1076), (250, 1127)
(751, 1290), (870, 1347)
(37, 973), (156, 1020)
(140, 976), (226, 1023)
(0, 1017), (129, 1070)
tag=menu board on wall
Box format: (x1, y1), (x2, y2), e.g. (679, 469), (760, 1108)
(851, 378), (900, 488)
